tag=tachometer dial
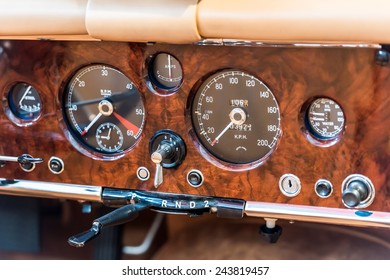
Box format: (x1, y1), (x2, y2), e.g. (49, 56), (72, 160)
(63, 64), (145, 159)
(304, 97), (345, 145)
(190, 70), (281, 170)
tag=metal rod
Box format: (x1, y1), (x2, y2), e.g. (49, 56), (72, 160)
(245, 201), (390, 228)
(0, 178), (102, 202)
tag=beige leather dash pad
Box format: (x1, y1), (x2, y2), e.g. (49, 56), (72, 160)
(85, 0), (200, 43)
(0, 0), (88, 36)
(0, 0), (390, 44)
(197, 0), (390, 44)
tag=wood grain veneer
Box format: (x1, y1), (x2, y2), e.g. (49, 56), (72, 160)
(0, 41), (388, 212)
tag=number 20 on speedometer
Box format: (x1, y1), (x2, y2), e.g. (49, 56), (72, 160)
(190, 70), (281, 170)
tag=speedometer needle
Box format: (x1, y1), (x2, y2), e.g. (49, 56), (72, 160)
(81, 113), (102, 136)
(212, 121), (233, 146)
(211, 108), (247, 146)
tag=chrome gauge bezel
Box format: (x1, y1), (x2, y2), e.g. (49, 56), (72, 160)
(59, 64), (146, 161)
(186, 69), (282, 171)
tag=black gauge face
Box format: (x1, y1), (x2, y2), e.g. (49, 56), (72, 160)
(306, 98), (345, 141)
(8, 82), (42, 121)
(63, 64), (145, 158)
(191, 70), (281, 168)
(96, 122), (124, 153)
(149, 53), (183, 92)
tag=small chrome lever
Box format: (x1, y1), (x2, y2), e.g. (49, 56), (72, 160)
(149, 130), (186, 189)
(17, 154), (43, 165)
(151, 143), (173, 188)
(0, 154), (43, 172)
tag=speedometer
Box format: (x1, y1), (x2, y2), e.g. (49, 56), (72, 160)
(190, 69), (281, 170)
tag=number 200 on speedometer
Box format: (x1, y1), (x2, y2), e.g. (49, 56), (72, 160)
(190, 70), (281, 170)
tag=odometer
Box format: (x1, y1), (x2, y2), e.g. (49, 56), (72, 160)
(190, 70), (281, 170)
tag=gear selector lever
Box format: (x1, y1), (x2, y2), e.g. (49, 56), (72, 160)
(68, 203), (148, 247)
(68, 189), (245, 247)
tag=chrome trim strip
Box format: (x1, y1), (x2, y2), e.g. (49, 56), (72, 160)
(196, 39), (381, 49)
(245, 201), (390, 228)
(0, 178), (102, 202)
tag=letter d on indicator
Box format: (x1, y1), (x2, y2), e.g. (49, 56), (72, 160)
(190, 201), (196, 208)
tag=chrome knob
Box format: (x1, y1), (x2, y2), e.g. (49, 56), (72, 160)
(341, 175), (375, 208)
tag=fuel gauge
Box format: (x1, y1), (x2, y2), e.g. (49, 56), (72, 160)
(8, 82), (42, 122)
(148, 53), (183, 94)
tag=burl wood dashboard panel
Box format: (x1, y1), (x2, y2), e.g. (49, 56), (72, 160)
(0, 40), (388, 211)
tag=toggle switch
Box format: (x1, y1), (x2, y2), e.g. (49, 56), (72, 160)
(149, 130), (186, 188)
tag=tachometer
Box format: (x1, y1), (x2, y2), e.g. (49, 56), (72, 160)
(190, 69), (281, 170)
(63, 64), (145, 159)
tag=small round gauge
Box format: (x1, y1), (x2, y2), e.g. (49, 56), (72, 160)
(190, 69), (281, 169)
(63, 64), (145, 159)
(149, 53), (183, 92)
(8, 82), (42, 121)
(305, 97), (345, 141)
(96, 122), (124, 153)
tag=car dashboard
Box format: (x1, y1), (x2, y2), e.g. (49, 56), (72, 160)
(0, 0), (389, 253)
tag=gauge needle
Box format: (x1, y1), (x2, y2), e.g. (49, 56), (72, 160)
(113, 112), (140, 136)
(212, 121), (233, 146)
(100, 128), (112, 140)
(18, 85), (32, 107)
(81, 113), (102, 136)
(211, 108), (247, 146)
(168, 55), (172, 79)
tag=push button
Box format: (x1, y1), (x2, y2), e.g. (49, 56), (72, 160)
(137, 167), (150, 181)
(314, 179), (333, 198)
(187, 170), (204, 188)
(48, 157), (64, 174)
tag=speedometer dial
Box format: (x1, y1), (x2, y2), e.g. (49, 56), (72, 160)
(63, 64), (145, 159)
(190, 70), (281, 170)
